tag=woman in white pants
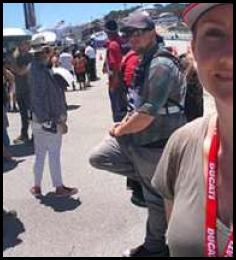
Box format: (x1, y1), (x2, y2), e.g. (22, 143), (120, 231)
(29, 38), (78, 197)
(31, 120), (74, 196)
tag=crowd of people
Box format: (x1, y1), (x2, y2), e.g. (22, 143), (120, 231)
(3, 37), (99, 160)
(3, 3), (233, 257)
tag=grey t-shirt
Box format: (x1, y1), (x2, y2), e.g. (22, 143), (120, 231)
(151, 115), (231, 257)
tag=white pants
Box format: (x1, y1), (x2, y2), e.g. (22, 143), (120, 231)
(32, 121), (63, 187)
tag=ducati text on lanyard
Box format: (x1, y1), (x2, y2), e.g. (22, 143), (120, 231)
(205, 127), (233, 257)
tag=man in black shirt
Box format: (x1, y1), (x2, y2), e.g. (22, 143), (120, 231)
(12, 40), (33, 144)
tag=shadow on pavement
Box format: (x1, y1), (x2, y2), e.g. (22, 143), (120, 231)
(37, 193), (81, 212)
(8, 142), (34, 158)
(66, 104), (81, 111)
(3, 209), (25, 251)
(3, 159), (25, 174)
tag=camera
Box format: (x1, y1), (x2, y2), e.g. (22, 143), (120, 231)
(42, 121), (57, 134)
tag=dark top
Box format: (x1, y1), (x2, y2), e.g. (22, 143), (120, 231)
(129, 46), (186, 145)
(15, 53), (32, 96)
(29, 58), (67, 124)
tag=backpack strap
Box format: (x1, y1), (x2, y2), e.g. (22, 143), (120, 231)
(153, 48), (185, 114)
(153, 48), (182, 71)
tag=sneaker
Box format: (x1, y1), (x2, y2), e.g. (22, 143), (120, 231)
(30, 186), (42, 197)
(13, 135), (29, 144)
(130, 188), (147, 208)
(3, 209), (17, 217)
(55, 186), (78, 197)
(3, 149), (14, 162)
(3, 157), (17, 164)
(123, 244), (169, 257)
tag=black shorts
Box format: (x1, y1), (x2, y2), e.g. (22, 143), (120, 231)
(76, 73), (86, 82)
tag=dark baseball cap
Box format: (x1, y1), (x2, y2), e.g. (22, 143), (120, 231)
(121, 12), (155, 31)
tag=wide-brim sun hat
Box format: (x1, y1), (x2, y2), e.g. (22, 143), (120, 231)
(29, 35), (51, 53)
(29, 46), (50, 54)
(183, 3), (227, 30)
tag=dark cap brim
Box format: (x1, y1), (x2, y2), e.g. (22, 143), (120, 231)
(121, 13), (155, 30)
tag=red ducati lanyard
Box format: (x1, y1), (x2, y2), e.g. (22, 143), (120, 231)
(205, 126), (233, 257)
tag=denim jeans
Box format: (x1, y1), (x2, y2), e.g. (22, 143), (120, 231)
(108, 88), (127, 122)
(89, 135), (167, 251)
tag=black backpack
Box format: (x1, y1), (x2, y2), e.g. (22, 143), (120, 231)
(154, 49), (204, 121)
(120, 46), (184, 113)
(147, 48), (186, 115)
(184, 67), (204, 122)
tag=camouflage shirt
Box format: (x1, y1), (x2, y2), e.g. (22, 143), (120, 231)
(130, 46), (187, 146)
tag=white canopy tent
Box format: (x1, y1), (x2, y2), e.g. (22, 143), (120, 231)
(3, 27), (32, 38)
(32, 31), (57, 45)
(3, 27), (32, 52)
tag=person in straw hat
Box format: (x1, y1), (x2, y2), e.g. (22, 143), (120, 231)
(29, 36), (78, 197)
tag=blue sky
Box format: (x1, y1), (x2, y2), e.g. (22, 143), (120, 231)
(3, 3), (163, 29)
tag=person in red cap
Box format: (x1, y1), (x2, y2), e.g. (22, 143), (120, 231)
(152, 3), (233, 257)
(103, 20), (126, 122)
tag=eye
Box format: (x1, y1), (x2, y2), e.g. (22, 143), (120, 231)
(204, 28), (226, 39)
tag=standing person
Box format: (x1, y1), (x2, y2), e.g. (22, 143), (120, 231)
(8, 76), (18, 113)
(151, 3), (233, 257)
(120, 49), (146, 207)
(103, 20), (125, 122)
(85, 40), (97, 82)
(3, 72), (11, 148)
(3, 104), (13, 162)
(59, 47), (76, 91)
(89, 12), (186, 257)
(3, 104), (16, 164)
(73, 51), (87, 90)
(120, 50), (139, 93)
(11, 40), (32, 144)
(50, 47), (60, 68)
(59, 47), (74, 73)
(29, 37), (78, 197)
(3, 58), (16, 112)
(71, 43), (79, 57)
(3, 72), (16, 162)
(3, 51), (19, 113)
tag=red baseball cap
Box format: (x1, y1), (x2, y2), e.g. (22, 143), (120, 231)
(183, 3), (227, 29)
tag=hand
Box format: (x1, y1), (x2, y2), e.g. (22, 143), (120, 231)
(57, 122), (68, 135)
(109, 123), (121, 137)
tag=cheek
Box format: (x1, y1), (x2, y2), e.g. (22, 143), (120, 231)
(129, 38), (137, 46)
(194, 42), (216, 87)
(129, 38), (142, 50)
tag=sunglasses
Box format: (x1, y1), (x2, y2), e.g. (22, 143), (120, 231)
(124, 29), (152, 38)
